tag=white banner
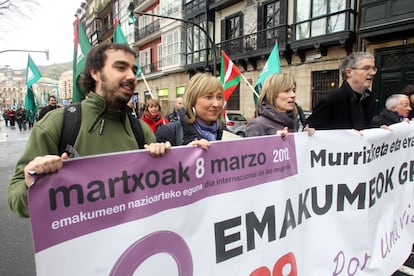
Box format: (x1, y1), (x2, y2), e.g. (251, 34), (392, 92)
(29, 122), (414, 275)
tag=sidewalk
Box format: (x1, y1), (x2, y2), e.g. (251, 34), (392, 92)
(0, 123), (31, 143)
(0, 128), (5, 142)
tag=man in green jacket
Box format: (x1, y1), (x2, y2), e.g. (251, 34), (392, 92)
(8, 43), (171, 217)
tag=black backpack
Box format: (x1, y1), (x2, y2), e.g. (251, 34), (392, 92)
(58, 103), (145, 156)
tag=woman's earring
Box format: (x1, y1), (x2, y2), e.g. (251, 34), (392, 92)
(192, 107), (196, 117)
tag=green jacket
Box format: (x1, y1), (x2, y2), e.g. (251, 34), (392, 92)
(8, 92), (155, 217)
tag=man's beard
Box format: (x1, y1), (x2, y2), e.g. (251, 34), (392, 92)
(100, 75), (132, 110)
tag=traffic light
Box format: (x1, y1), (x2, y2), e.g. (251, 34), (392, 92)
(127, 2), (137, 25)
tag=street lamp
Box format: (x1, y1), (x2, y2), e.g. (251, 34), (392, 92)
(127, 2), (217, 75)
(0, 49), (49, 60)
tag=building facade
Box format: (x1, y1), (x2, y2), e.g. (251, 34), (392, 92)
(74, 0), (414, 120)
(59, 71), (73, 105)
(0, 67), (58, 111)
(0, 67), (25, 110)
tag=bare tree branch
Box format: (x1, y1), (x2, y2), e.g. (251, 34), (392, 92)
(0, 0), (40, 42)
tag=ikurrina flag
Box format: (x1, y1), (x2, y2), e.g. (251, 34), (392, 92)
(220, 51), (241, 104)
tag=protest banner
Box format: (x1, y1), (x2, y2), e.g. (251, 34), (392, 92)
(29, 122), (414, 275)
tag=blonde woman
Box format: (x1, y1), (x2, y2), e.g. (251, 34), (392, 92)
(246, 73), (300, 137)
(156, 73), (224, 149)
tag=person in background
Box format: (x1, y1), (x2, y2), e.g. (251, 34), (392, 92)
(2, 109), (9, 127)
(37, 95), (58, 121)
(15, 107), (27, 131)
(138, 103), (146, 117)
(293, 102), (307, 131)
(167, 97), (184, 122)
(7, 108), (16, 129)
(371, 94), (411, 127)
(156, 73), (224, 149)
(127, 98), (137, 118)
(7, 42), (171, 218)
(141, 98), (169, 133)
(246, 73), (305, 137)
(306, 52), (378, 130)
(401, 84), (414, 119)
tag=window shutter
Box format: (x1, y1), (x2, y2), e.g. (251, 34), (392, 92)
(221, 19), (226, 41)
(257, 5), (264, 32)
(239, 13), (244, 36)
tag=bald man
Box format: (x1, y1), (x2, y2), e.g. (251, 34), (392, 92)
(167, 97), (184, 122)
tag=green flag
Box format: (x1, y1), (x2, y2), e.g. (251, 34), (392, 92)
(113, 19), (142, 77)
(25, 55), (42, 123)
(72, 17), (92, 103)
(253, 42), (281, 106)
(114, 20), (127, 44)
(26, 55), (41, 86)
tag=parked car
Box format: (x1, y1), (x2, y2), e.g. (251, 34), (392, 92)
(225, 112), (247, 137)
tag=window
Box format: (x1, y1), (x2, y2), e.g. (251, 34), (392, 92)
(186, 15), (207, 64)
(295, 0), (347, 40)
(140, 48), (152, 73)
(311, 70), (339, 110)
(162, 29), (185, 67)
(141, 14), (149, 27)
(113, 0), (120, 22)
(226, 86), (240, 110)
(221, 13), (244, 54)
(265, 1), (280, 39)
(225, 14), (242, 40)
(161, 0), (181, 16)
(257, 1), (281, 48)
(157, 43), (162, 71)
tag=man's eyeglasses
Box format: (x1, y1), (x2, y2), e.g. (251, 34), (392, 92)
(352, 66), (377, 73)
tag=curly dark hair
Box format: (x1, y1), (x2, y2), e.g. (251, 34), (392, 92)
(78, 43), (137, 95)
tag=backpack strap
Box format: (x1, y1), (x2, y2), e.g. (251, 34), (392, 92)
(127, 112), (145, 149)
(58, 104), (145, 156)
(58, 102), (81, 156)
(175, 120), (184, 146)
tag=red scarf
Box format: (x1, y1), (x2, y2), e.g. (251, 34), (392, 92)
(141, 112), (168, 133)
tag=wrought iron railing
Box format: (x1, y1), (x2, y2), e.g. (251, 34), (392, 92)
(215, 26), (285, 57)
(135, 19), (160, 40)
(141, 60), (162, 74)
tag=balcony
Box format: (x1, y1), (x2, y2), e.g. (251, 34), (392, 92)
(95, 0), (112, 18)
(131, 0), (158, 13)
(359, 0), (414, 40)
(183, 0), (207, 17)
(134, 19), (161, 42)
(141, 61), (162, 75)
(99, 23), (115, 42)
(209, 0), (241, 12)
(215, 25), (291, 69)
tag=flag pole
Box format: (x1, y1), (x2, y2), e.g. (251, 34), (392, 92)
(113, 20), (154, 99)
(139, 73), (154, 98)
(240, 73), (260, 99)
